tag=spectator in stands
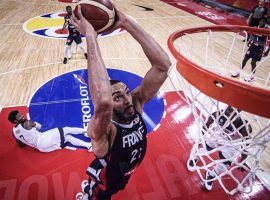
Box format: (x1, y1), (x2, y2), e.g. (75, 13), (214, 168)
(248, 0), (268, 27)
(245, 0), (268, 41)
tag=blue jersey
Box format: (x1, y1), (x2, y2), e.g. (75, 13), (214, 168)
(64, 14), (80, 37)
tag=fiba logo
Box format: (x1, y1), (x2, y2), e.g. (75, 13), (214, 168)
(29, 69), (165, 150)
(23, 12), (125, 39)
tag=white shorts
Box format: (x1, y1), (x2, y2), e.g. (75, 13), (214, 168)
(36, 128), (62, 152)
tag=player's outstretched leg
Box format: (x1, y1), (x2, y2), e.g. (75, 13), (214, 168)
(77, 43), (88, 60)
(62, 127), (85, 135)
(63, 45), (71, 64)
(231, 55), (249, 78)
(65, 134), (92, 150)
(73, 44), (78, 54)
(61, 127), (91, 150)
(244, 60), (257, 82)
(76, 180), (91, 200)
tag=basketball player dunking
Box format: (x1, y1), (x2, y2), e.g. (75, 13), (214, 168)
(72, 5), (171, 200)
(62, 6), (87, 64)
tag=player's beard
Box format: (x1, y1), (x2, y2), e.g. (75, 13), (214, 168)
(113, 106), (135, 123)
(20, 118), (27, 125)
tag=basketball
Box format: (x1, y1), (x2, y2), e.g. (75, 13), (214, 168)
(74, 0), (115, 33)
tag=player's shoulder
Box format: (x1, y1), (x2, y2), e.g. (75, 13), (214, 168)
(64, 14), (70, 19)
(13, 126), (21, 135)
(13, 124), (26, 136)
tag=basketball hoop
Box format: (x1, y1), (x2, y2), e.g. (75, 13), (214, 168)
(167, 25), (270, 195)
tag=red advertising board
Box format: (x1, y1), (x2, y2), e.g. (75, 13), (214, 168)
(215, 0), (270, 12)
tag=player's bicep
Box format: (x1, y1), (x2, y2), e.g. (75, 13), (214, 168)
(88, 112), (112, 142)
(135, 66), (167, 104)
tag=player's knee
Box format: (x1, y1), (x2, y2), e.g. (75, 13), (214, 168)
(65, 45), (71, 49)
(251, 60), (257, 65)
(62, 127), (70, 133)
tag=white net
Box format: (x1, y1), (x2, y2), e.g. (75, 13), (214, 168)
(168, 27), (270, 195)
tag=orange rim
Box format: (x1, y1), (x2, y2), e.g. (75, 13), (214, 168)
(168, 25), (270, 118)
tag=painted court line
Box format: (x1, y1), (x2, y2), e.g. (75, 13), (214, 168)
(0, 58), (148, 76)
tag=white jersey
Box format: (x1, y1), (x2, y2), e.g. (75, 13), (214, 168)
(12, 122), (64, 152)
(13, 122), (42, 149)
(12, 123), (90, 152)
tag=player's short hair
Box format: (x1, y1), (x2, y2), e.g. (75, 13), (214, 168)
(66, 6), (72, 10)
(8, 110), (19, 124)
(110, 80), (121, 86)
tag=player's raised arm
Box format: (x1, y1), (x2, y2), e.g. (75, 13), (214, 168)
(112, 9), (171, 109)
(72, 6), (113, 142)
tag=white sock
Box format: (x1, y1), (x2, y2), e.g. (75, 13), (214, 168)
(64, 45), (71, 58)
(73, 45), (78, 54)
(78, 43), (86, 54)
(62, 127), (84, 135)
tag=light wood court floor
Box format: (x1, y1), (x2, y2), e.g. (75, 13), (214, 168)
(0, 0), (214, 106)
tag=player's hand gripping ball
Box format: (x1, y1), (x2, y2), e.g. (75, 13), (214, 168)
(74, 0), (115, 33)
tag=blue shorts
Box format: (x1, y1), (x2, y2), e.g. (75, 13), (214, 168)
(246, 44), (264, 61)
(66, 35), (82, 46)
